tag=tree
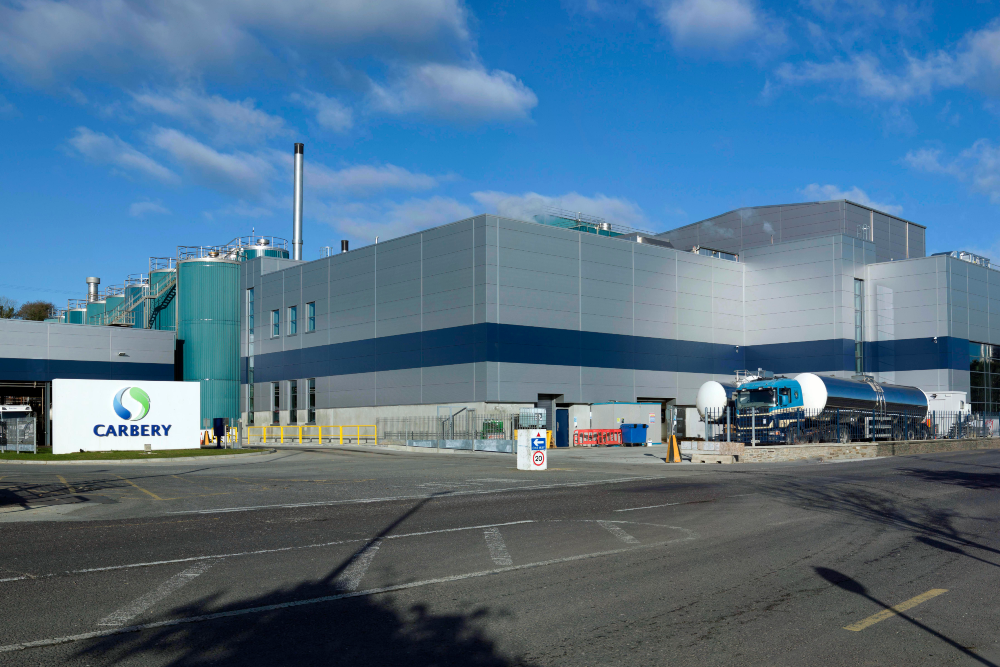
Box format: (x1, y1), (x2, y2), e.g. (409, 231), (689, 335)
(16, 301), (56, 321)
(0, 297), (17, 319)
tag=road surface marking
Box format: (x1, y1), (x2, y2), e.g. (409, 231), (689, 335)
(0, 520), (537, 584)
(613, 503), (680, 512)
(56, 475), (76, 494)
(115, 475), (164, 501)
(0, 531), (697, 654)
(168, 475), (664, 515)
(597, 521), (639, 544)
(97, 560), (216, 627)
(844, 589), (948, 631)
(334, 541), (381, 591)
(483, 527), (513, 566)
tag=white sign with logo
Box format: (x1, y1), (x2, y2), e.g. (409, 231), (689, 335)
(52, 379), (200, 454)
(517, 429), (548, 471)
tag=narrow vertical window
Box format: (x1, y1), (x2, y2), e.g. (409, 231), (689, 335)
(247, 288), (255, 425)
(272, 382), (280, 424)
(272, 309), (279, 337)
(289, 380), (298, 424)
(307, 302), (315, 332)
(288, 305), (297, 335)
(308, 378), (316, 424)
(853, 279), (864, 374)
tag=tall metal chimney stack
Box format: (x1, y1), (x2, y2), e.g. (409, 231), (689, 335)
(86, 277), (100, 302)
(292, 143), (304, 261)
(341, 240), (349, 254)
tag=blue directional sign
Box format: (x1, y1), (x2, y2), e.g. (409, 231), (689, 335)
(531, 437), (546, 450)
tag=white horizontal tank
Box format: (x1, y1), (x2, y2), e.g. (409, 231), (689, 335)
(696, 381), (732, 418)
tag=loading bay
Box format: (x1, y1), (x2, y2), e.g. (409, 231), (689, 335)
(1, 447), (998, 666)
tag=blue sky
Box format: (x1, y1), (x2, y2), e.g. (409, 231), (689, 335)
(2, 0), (1000, 306)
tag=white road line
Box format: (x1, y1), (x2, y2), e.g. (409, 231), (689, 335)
(597, 521), (639, 544)
(0, 520), (536, 585)
(169, 475), (663, 515)
(334, 541), (381, 591)
(97, 560), (215, 627)
(483, 527), (512, 566)
(0, 531), (697, 654)
(613, 503), (680, 512)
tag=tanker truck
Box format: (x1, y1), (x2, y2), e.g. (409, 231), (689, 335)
(695, 373), (932, 444)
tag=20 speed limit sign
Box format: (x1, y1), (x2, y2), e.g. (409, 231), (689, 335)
(532, 450), (545, 466)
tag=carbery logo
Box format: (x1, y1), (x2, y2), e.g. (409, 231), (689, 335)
(113, 387), (150, 421)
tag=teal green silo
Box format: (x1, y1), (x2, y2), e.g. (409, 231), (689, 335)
(178, 257), (240, 423)
(85, 300), (106, 325)
(104, 295), (124, 324)
(67, 308), (86, 324)
(125, 285), (148, 329)
(148, 269), (177, 331)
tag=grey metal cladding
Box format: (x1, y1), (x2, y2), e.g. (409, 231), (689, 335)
(502, 268), (578, 295)
(908, 224), (926, 258)
(501, 225), (579, 259)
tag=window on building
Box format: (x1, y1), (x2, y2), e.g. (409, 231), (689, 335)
(247, 289), (255, 344)
(854, 279), (864, 374)
(271, 309), (279, 337)
(969, 342), (999, 414)
(247, 373), (254, 426)
(308, 378), (316, 424)
(272, 382), (280, 424)
(307, 302), (315, 332)
(288, 305), (297, 336)
(289, 380), (298, 424)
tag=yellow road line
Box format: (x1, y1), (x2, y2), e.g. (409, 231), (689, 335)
(115, 475), (164, 501)
(57, 475), (77, 494)
(844, 589), (948, 631)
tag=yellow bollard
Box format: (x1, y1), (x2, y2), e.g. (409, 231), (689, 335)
(666, 435), (682, 463)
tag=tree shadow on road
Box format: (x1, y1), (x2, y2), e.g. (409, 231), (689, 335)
(897, 467), (1000, 490)
(72, 496), (532, 667)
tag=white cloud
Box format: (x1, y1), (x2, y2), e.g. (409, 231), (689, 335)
(371, 64), (537, 121)
(68, 127), (178, 183)
(775, 20), (1000, 102)
(150, 128), (273, 198)
(132, 88), (287, 145)
(799, 183), (902, 215)
(129, 200), (170, 217)
(315, 196), (474, 243)
(0, 0), (471, 84)
(290, 91), (353, 132)
(203, 201), (274, 221)
(656, 0), (762, 51)
(904, 140), (1000, 204)
(472, 191), (649, 228)
(310, 163), (441, 195)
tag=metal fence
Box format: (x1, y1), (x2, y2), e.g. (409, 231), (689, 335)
(703, 408), (1000, 445)
(0, 416), (37, 453)
(377, 413), (520, 445)
(246, 425), (376, 446)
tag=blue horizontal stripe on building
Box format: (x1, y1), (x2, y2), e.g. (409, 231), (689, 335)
(246, 324), (968, 384)
(0, 359), (174, 382)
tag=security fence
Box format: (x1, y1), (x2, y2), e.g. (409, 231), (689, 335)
(702, 408), (999, 445)
(0, 416), (37, 453)
(377, 413), (519, 445)
(246, 425), (376, 445)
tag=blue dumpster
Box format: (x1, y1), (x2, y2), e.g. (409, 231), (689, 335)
(620, 423), (648, 446)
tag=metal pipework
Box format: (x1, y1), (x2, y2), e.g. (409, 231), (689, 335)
(86, 277), (100, 302)
(341, 240), (349, 254)
(292, 142), (304, 261)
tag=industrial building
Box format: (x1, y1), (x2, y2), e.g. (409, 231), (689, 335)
(4, 143), (997, 447)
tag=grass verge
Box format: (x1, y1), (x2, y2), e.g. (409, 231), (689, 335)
(0, 447), (265, 461)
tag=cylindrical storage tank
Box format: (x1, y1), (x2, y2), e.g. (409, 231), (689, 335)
(696, 381), (736, 418)
(795, 373), (928, 416)
(104, 295), (124, 323)
(124, 285), (147, 329)
(242, 238), (290, 260)
(85, 300), (106, 325)
(178, 256), (240, 423)
(67, 308), (86, 324)
(148, 269), (177, 331)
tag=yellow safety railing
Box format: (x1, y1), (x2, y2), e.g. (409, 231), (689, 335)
(246, 425), (377, 446)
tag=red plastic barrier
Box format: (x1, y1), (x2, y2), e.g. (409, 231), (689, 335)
(573, 429), (623, 447)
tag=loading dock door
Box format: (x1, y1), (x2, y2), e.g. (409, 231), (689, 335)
(556, 409), (569, 448)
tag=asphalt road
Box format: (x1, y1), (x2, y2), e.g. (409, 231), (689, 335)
(2, 445), (999, 666)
